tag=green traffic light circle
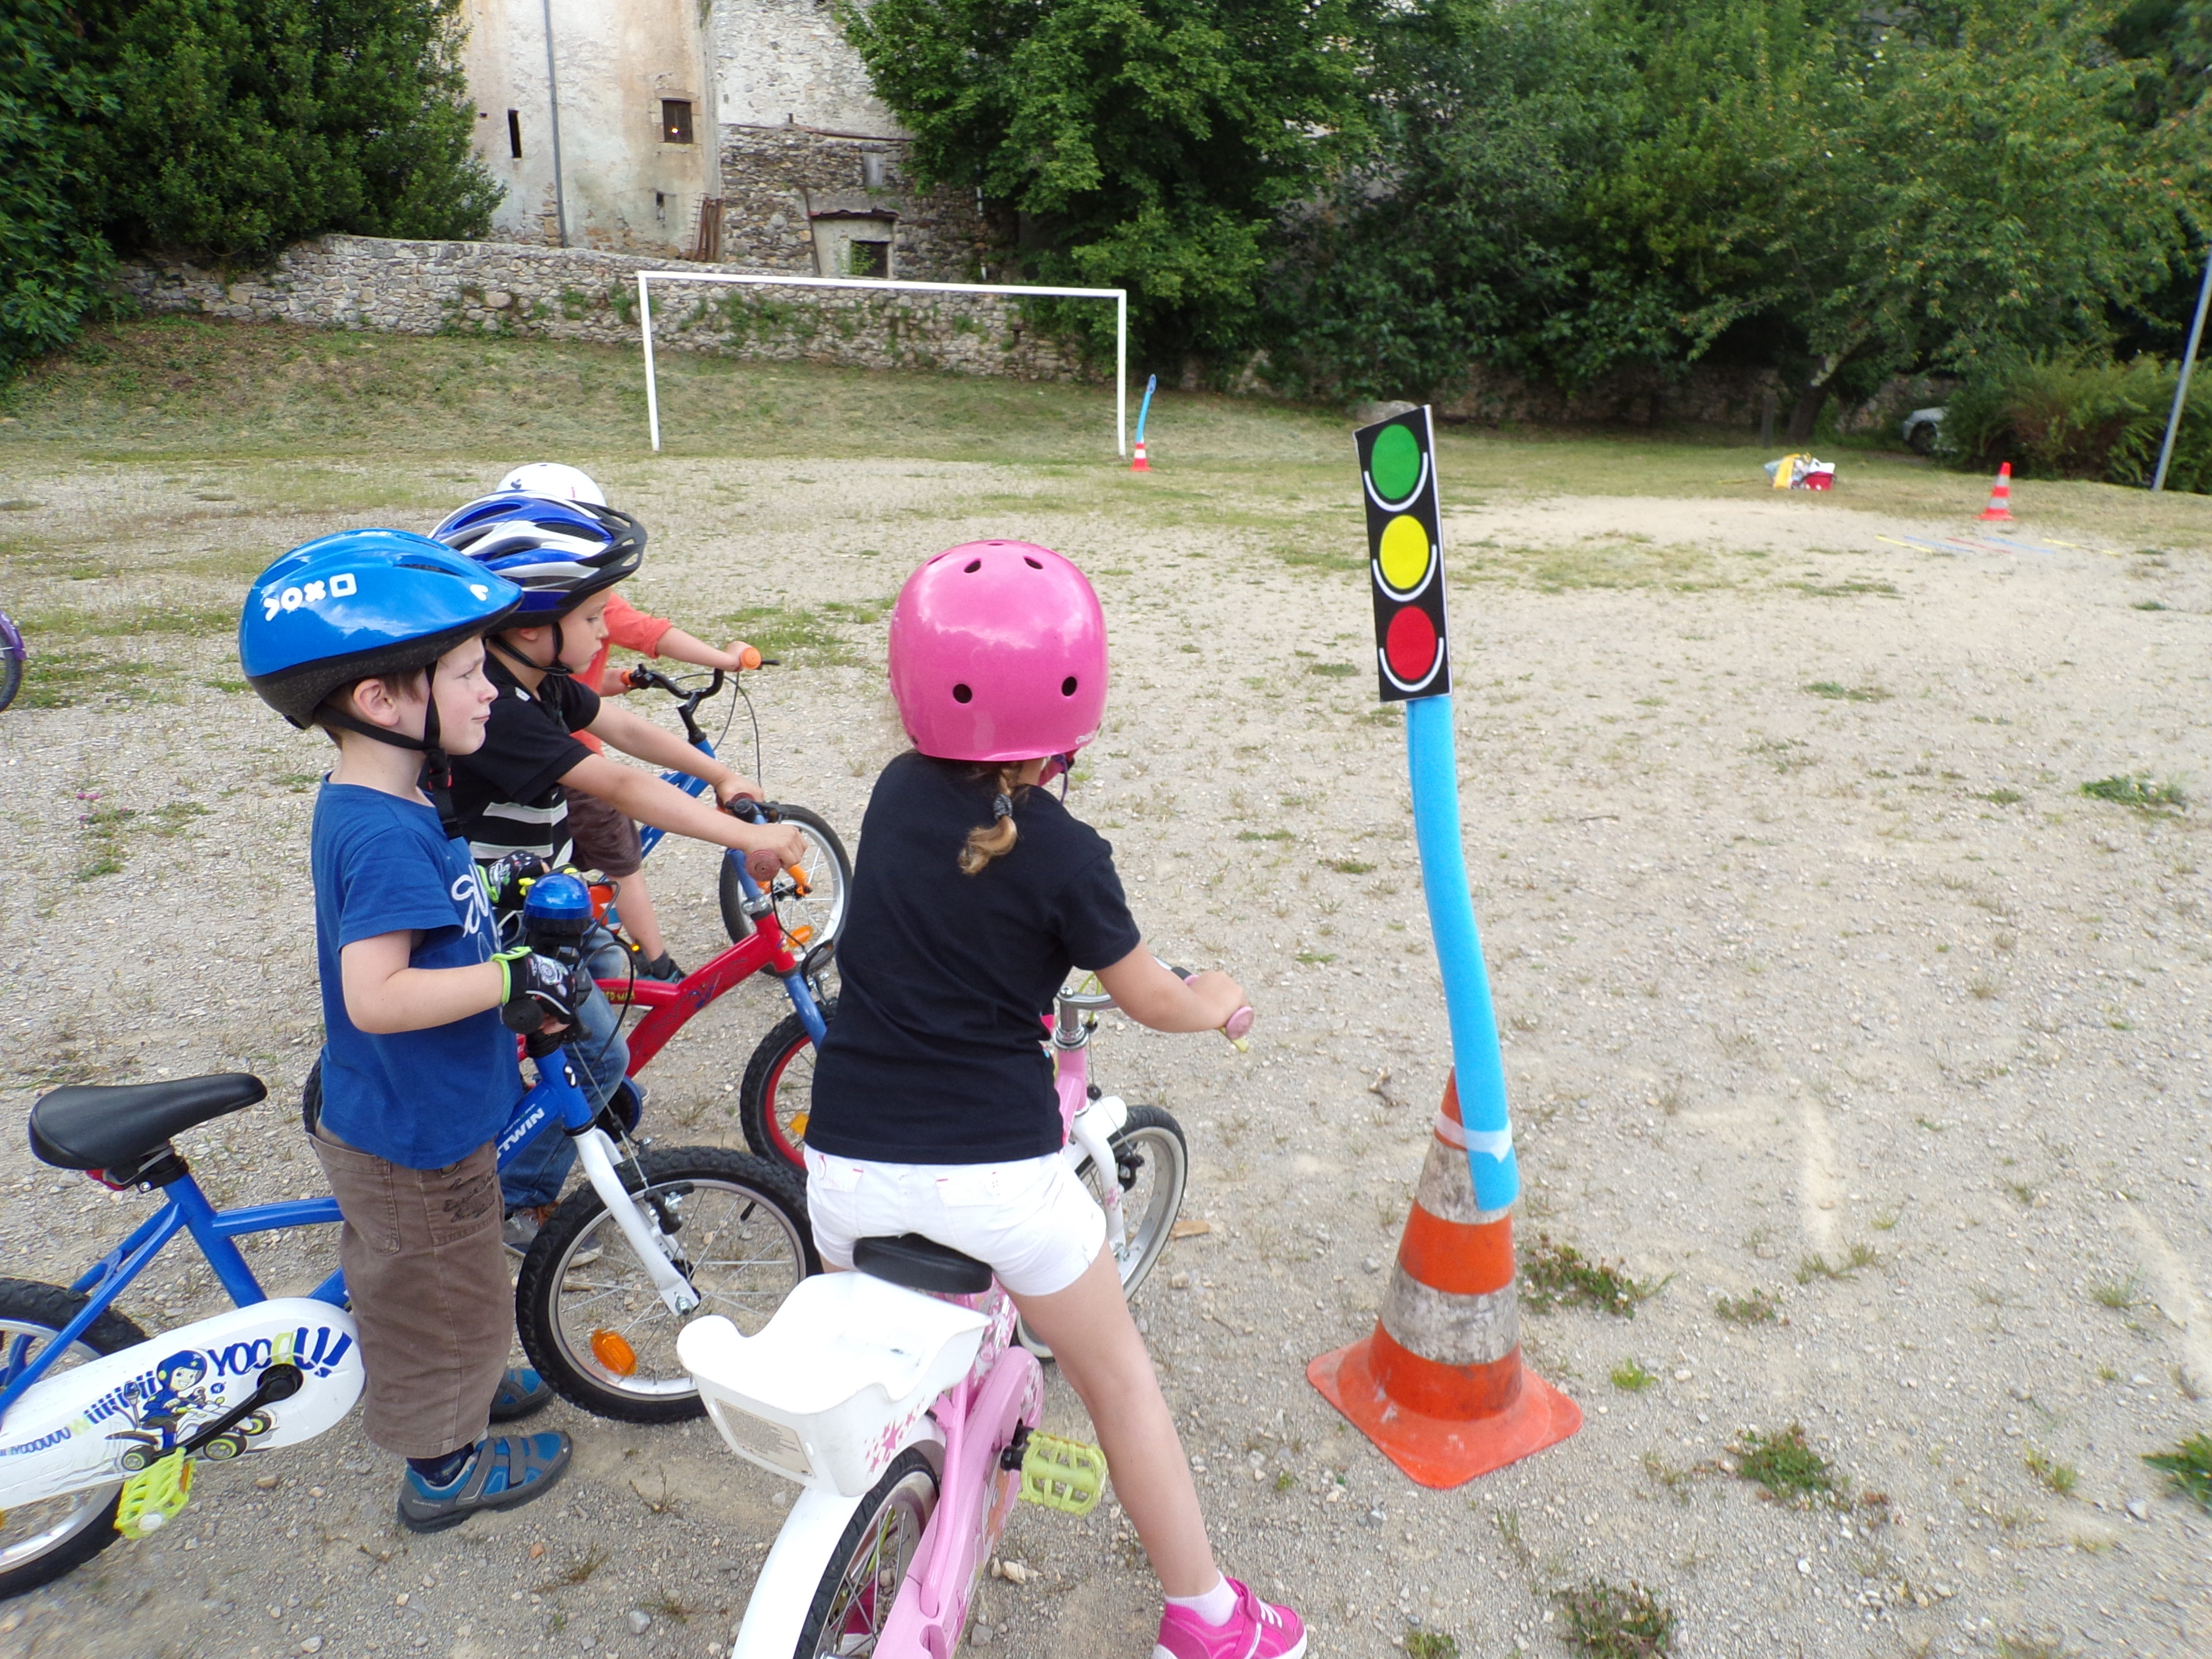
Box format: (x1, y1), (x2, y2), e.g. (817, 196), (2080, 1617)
(1369, 424), (1422, 503)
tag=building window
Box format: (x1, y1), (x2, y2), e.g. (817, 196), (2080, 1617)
(862, 153), (888, 190)
(506, 109), (523, 159)
(661, 100), (694, 144)
(849, 240), (890, 278)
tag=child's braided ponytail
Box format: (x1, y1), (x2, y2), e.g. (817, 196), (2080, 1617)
(958, 763), (1028, 875)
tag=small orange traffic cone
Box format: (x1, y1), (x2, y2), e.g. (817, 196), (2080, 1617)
(1130, 439), (1150, 473)
(1978, 462), (2014, 522)
(1309, 1076), (1580, 1488)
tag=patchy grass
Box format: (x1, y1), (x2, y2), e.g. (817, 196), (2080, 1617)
(1554, 1580), (1675, 1658)
(2142, 1431), (2212, 1512)
(2024, 1447), (2080, 1497)
(12, 651), (177, 709)
(1474, 536), (1725, 593)
(1803, 680), (1889, 702)
(2080, 774), (2188, 811)
(1788, 576), (1900, 598)
(1306, 661), (1358, 678)
(2089, 1272), (2143, 1311)
(1729, 1423), (1835, 1502)
(1522, 1235), (1665, 1317)
(1609, 1358), (1658, 1392)
(1979, 787), (2026, 805)
(1327, 858), (1376, 875)
(707, 601), (888, 668)
(75, 798), (208, 882)
(1795, 1241), (1879, 1284)
(1714, 1289), (1779, 1325)
(1402, 1632), (1459, 1659)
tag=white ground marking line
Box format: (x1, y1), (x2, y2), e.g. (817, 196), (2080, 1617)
(2116, 1201), (2212, 1392)
(1798, 1094), (1841, 1257)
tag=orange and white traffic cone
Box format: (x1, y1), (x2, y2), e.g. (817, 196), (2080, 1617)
(1979, 462), (2014, 522)
(1309, 1076), (1580, 1488)
(1130, 439), (1150, 474)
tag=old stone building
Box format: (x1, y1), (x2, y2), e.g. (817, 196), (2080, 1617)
(460, 0), (983, 280)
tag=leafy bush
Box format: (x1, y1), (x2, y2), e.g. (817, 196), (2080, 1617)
(1945, 353), (2212, 493)
(0, 3), (119, 376)
(73, 0), (498, 263)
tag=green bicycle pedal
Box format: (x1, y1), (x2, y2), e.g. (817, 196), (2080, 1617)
(1018, 1432), (1106, 1516)
(115, 1449), (193, 1539)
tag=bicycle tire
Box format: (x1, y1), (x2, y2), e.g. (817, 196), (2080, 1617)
(515, 1147), (817, 1424)
(0, 645), (21, 715)
(719, 804), (852, 953)
(737, 998), (837, 1170)
(1022, 1105), (1188, 1361)
(793, 1446), (938, 1659)
(0, 1279), (150, 1600)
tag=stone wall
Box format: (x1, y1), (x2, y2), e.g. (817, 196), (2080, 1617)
(115, 234), (1085, 381)
(714, 127), (983, 282)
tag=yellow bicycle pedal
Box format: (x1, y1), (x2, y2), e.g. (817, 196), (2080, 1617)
(115, 1449), (192, 1539)
(1018, 1432), (1106, 1516)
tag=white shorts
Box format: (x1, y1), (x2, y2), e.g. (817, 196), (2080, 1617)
(802, 1147), (1106, 1298)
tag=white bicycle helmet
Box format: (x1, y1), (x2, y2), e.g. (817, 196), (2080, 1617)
(497, 462), (606, 505)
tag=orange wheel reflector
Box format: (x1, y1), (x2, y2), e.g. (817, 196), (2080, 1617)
(788, 1111), (810, 1138)
(789, 926), (814, 946)
(590, 1330), (638, 1376)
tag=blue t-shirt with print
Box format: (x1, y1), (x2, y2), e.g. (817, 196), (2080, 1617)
(310, 781), (520, 1168)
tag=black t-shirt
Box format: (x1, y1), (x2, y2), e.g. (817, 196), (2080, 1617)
(805, 752), (1143, 1165)
(447, 655), (601, 866)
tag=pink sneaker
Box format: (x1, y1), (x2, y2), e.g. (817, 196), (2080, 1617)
(1154, 1578), (1307, 1659)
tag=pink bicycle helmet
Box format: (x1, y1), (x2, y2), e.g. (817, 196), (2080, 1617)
(889, 541), (1107, 762)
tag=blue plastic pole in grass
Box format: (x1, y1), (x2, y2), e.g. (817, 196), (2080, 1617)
(2152, 242), (2212, 494)
(1352, 407), (1516, 1210)
(1135, 374), (1156, 445)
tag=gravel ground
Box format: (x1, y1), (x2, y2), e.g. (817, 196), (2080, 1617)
(0, 451), (2209, 1659)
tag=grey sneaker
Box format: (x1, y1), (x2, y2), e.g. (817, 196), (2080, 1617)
(397, 1432), (571, 1534)
(504, 1203), (600, 1266)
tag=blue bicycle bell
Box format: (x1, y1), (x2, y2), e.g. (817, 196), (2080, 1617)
(522, 871), (594, 940)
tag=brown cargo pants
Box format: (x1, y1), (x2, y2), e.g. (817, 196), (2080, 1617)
(309, 1123), (509, 1459)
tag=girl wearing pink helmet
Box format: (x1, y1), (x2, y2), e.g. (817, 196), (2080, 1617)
(804, 541), (1303, 1659)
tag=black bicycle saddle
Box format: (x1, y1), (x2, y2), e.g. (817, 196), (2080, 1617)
(853, 1233), (994, 1296)
(29, 1073), (267, 1171)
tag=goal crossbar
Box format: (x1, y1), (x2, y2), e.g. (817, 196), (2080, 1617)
(635, 270), (1129, 456)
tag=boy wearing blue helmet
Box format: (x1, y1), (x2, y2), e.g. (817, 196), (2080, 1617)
(428, 494), (806, 1243)
(240, 530), (579, 1532)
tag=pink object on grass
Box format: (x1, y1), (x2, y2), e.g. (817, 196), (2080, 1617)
(889, 541), (1107, 762)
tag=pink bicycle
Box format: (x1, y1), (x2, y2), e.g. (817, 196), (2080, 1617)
(677, 978), (1215, 1659)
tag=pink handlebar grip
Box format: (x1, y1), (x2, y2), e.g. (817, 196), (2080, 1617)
(1223, 1006), (1254, 1051)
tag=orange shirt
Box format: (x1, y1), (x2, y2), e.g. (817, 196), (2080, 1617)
(576, 592), (674, 754)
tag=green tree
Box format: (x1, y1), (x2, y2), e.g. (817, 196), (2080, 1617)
(1269, 0), (2204, 437)
(0, 2), (118, 375)
(840, 0), (1367, 359)
(72, 0), (497, 262)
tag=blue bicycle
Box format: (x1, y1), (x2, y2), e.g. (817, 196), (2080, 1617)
(617, 664), (851, 956)
(0, 874), (815, 1599)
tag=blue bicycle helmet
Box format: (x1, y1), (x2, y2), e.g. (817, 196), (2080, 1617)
(240, 530), (522, 729)
(430, 493), (646, 621)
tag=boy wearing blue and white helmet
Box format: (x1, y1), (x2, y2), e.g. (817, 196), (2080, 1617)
(428, 493), (805, 1244)
(240, 531), (577, 1533)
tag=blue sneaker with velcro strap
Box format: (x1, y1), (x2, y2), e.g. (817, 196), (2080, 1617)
(397, 1432), (572, 1534)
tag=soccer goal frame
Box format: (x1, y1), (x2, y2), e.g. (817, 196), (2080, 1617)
(634, 270), (1130, 456)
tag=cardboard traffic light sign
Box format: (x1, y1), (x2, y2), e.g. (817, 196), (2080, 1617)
(1356, 407), (1450, 701)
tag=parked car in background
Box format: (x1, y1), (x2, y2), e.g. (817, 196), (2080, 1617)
(1901, 406), (1946, 454)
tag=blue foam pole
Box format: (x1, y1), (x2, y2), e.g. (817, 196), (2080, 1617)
(1135, 374), (1156, 444)
(1404, 692), (1519, 1212)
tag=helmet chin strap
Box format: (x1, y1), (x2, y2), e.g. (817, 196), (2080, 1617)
(319, 699), (460, 839)
(488, 620), (574, 688)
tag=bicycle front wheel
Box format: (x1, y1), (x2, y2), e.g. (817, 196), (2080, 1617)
(1022, 1105), (1189, 1361)
(0, 642), (21, 715)
(515, 1148), (817, 1424)
(738, 999), (836, 1170)
(0, 1280), (150, 1599)
(795, 1446), (938, 1659)
(720, 804), (851, 953)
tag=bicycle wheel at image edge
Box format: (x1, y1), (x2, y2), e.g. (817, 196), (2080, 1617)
(1022, 1105), (1188, 1361)
(515, 1148), (818, 1424)
(0, 643), (21, 715)
(720, 804), (851, 953)
(794, 1446), (938, 1659)
(0, 1279), (151, 1599)
(738, 998), (837, 1169)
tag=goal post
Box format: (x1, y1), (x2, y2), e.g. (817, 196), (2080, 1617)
(634, 270), (1130, 457)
